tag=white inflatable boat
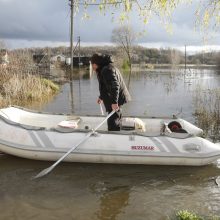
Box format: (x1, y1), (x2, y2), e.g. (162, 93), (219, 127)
(0, 106), (220, 166)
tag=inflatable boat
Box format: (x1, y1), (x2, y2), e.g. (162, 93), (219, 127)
(0, 106), (220, 166)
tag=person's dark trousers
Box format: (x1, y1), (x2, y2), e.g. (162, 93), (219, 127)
(107, 109), (122, 131)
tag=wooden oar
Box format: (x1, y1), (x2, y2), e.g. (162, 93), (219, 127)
(33, 110), (115, 179)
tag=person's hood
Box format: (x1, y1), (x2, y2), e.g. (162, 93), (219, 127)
(101, 54), (114, 66)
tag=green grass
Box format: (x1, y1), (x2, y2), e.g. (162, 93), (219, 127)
(172, 210), (220, 220)
(176, 210), (203, 220)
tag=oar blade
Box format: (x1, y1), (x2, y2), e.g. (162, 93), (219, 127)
(33, 166), (53, 179)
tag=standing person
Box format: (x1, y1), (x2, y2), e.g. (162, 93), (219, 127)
(90, 53), (131, 131)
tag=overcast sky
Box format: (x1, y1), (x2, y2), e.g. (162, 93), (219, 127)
(0, 0), (220, 51)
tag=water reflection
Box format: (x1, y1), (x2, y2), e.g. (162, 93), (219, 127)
(39, 68), (220, 123)
(1, 154), (220, 219)
(95, 186), (129, 220)
(69, 81), (74, 114)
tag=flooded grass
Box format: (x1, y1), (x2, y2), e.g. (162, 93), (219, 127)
(167, 210), (220, 220)
(176, 210), (203, 220)
(0, 51), (59, 108)
(170, 210), (220, 220)
(193, 86), (220, 142)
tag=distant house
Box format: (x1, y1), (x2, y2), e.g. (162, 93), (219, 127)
(0, 49), (9, 66)
(51, 54), (66, 63)
(33, 54), (50, 68)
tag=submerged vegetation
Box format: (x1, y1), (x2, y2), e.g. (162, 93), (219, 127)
(172, 210), (220, 220)
(0, 50), (59, 108)
(176, 210), (203, 220)
(193, 86), (220, 142)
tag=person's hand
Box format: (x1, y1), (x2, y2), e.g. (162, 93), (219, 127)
(111, 104), (119, 111)
(97, 98), (103, 104)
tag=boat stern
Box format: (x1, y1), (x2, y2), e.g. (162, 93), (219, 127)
(179, 119), (203, 136)
(215, 142), (220, 148)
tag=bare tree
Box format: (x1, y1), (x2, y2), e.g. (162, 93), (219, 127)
(0, 40), (7, 50)
(0, 40), (8, 66)
(168, 48), (182, 67)
(112, 25), (136, 88)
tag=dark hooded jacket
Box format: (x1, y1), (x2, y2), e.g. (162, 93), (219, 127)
(96, 55), (131, 111)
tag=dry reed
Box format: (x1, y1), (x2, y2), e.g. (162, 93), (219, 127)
(0, 50), (59, 107)
(193, 85), (220, 142)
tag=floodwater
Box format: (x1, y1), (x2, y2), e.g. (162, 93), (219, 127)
(42, 68), (220, 121)
(1, 68), (220, 220)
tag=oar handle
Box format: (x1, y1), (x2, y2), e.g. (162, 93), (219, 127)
(99, 103), (104, 115)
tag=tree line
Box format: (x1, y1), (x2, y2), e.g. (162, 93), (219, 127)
(9, 45), (220, 67)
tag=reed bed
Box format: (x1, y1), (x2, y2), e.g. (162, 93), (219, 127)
(0, 50), (59, 107)
(193, 86), (220, 142)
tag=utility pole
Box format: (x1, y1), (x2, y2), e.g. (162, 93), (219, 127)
(78, 36), (81, 68)
(69, 0), (74, 113)
(69, 0), (74, 79)
(202, 49), (204, 65)
(185, 45), (187, 71)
